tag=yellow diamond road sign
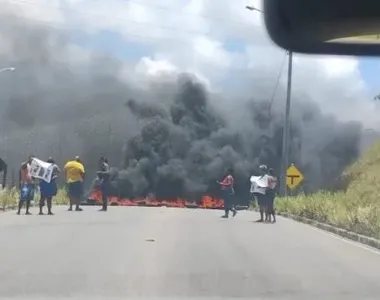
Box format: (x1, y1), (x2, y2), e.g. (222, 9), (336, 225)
(286, 164), (304, 190)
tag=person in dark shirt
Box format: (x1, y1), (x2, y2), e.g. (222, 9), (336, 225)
(39, 157), (60, 215)
(265, 168), (278, 223)
(0, 158), (7, 188)
(97, 156), (111, 211)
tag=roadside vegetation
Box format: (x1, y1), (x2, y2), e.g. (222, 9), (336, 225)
(277, 141), (380, 238)
(0, 186), (68, 210)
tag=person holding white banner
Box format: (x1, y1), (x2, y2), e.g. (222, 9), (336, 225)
(39, 157), (60, 215)
(250, 165), (269, 223)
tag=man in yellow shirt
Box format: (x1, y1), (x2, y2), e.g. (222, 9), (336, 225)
(64, 156), (85, 211)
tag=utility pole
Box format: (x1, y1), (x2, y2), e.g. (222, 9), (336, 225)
(280, 51), (293, 196)
(245, 6), (293, 196)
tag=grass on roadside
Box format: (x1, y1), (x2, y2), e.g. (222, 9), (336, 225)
(0, 186), (69, 210)
(276, 141), (380, 239)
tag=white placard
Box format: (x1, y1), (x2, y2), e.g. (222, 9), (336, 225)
(250, 175), (269, 187)
(29, 158), (54, 183)
(250, 175), (269, 194)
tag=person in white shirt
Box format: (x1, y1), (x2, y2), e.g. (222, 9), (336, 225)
(250, 165), (269, 222)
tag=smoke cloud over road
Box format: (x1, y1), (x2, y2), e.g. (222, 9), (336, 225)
(118, 75), (362, 200)
(0, 6), (365, 200)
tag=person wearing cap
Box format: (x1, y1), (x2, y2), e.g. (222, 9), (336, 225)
(64, 156), (85, 211)
(265, 168), (278, 223)
(38, 157), (60, 215)
(217, 168), (237, 218)
(250, 164), (269, 222)
(97, 156), (111, 211)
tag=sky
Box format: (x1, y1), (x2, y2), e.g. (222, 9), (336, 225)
(359, 57), (380, 94)
(2, 0), (380, 129)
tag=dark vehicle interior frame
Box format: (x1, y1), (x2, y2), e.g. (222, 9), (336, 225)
(263, 0), (380, 56)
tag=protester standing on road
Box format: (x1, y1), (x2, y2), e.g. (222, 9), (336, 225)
(250, 164), (269, 223)
(39, 157), (60, 215)
(97, 156), (111, 212)
(218, 168), (237, 218)
(0, 157), (7, 189)
(265, 168), (278, 223)
(17, 156), (35, 215)
(64, 156), (85, 211)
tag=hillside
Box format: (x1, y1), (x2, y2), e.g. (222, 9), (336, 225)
(277, 141), (380, 238)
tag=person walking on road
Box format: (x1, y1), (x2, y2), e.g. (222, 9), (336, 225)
(17, 156), (35, 215)
(250, 164), (269, 223)
(39, 157), (60, 215)
(265, 168), (278, 223)
(218, 168), (237, 218)
(97, 156), (111, 211)
(64, 156), (85, 211)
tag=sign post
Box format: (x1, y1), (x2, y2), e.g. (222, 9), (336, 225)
(286, 164), (304, 191)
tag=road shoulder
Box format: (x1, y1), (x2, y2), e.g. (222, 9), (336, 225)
(277, 211), (380, 251)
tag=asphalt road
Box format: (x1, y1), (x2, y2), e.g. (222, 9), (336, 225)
(1, 206), (380, 300)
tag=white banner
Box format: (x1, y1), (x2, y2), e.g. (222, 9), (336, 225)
(250, 175), (269, 194)
(29, 158), (54, 183)
(250, 175), (269, 188)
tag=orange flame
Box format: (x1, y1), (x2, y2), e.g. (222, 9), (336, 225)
(88, 188), (224, 208)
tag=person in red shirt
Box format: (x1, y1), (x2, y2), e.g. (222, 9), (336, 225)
(266, 168), (278, 223)
(18, 156), (35, 215)
(217, 168), (237, 218)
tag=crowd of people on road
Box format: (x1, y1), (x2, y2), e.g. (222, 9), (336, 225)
(16, 153), (276, 220)
(17, 155), (110, 215)
(217, 164), (278, 223)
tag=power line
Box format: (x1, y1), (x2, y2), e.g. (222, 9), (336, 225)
(5, 0), (259, 38)
(1, 0), (289, 81)
(0, 13), (278, 74)
(0, 12), (273, 73)
(0, 4), (196, 44)
(121, 0), (254, 27)
(0, 5), (288, 77)
(0, 10), (209, 48)
(268, 52), (287, 118)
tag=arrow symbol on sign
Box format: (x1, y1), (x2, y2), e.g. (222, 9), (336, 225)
(287, 174), (300, 184)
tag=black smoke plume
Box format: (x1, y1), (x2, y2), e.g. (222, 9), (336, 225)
(118, 74), (362, 202)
